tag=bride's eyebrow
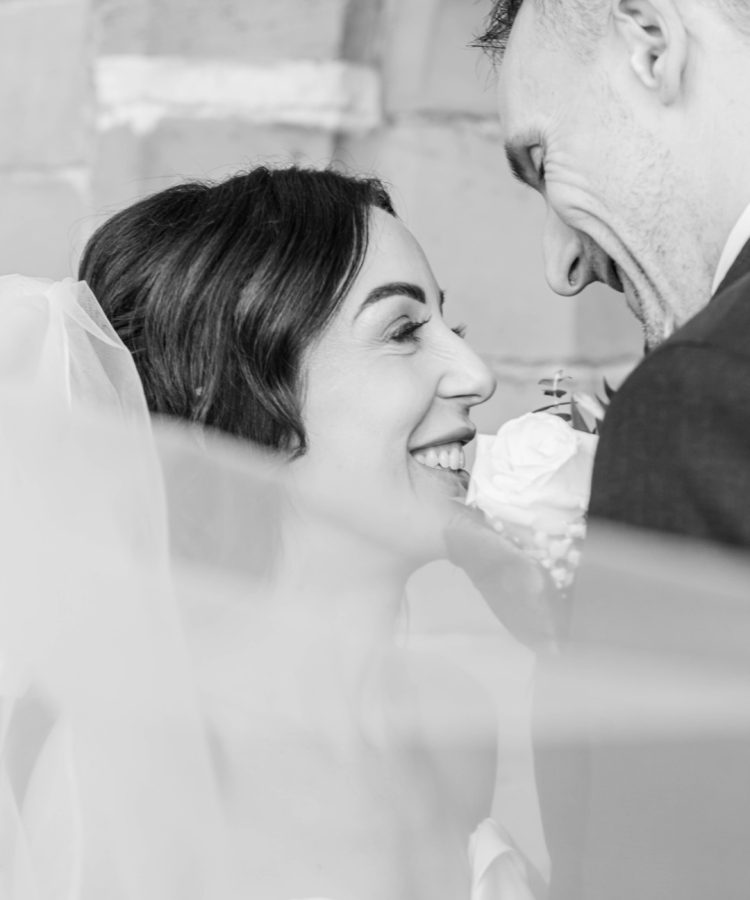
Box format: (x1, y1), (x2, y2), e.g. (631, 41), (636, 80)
(356, 282), (444, 317)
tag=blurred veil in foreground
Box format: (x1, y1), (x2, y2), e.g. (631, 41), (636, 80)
(0, 276), (748, 899)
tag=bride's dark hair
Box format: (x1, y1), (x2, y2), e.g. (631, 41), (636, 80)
(79, 165), (395, 454)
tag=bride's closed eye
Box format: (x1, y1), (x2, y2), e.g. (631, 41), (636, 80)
(389, 318), (431, 344)
(388, 319), (468, 345)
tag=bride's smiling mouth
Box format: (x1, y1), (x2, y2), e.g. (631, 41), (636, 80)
(409, 429), (475, 494)
(412, 441), (466, 471)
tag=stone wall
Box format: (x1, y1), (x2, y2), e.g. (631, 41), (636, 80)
(0, 0), (642, 428)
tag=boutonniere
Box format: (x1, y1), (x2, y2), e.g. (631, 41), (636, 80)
(534, 370), (615, 435)
(466, 372), (615, 592)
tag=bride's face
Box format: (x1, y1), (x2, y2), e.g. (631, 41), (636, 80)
(290, 208), (496, 567)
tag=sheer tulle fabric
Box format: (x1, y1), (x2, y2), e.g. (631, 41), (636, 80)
(1, 276), (749, 899)
(0, 277), (238, 900)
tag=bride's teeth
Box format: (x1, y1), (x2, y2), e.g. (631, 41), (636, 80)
(411, 441), (469, 472)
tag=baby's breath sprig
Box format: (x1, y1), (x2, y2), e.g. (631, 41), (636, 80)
(534, 370), (615, 435)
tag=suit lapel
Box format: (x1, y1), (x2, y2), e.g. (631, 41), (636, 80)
(713, 235), (750, 298)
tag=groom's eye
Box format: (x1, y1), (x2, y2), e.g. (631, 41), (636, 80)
(505, 139), (545, 192)
(529, 146), (546, 184)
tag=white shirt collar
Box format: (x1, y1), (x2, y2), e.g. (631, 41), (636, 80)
(711, 201), (750, 295)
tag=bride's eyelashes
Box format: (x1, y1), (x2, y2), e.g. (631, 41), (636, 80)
(387, 319), (468, 345)
(389, 317), (431, 344)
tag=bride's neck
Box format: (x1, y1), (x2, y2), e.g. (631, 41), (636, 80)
(261, 517), (409, 750)
(274, 509), (407, 619)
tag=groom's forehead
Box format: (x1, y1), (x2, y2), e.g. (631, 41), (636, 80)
(497, 0), (558, 70)
(497, 18), (572, 112)
(499, 0), (604, 63)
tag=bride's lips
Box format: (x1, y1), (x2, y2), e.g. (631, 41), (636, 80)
(409, 427), (475, 495)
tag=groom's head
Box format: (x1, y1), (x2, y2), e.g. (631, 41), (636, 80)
(483, 0), (750, 348)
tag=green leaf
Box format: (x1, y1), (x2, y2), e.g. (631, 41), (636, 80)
(570, 397), (591, 433)
(533, 402), (567, 414)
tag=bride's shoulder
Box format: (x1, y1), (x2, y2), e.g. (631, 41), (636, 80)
(391, 647), (498, 831)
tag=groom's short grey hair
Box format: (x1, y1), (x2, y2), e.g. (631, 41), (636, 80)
(475, 0), (750, 61)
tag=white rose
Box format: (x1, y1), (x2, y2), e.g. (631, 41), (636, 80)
(467, 412), (598, 532)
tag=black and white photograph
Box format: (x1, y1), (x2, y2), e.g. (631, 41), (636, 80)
(1, 1), (749, 898)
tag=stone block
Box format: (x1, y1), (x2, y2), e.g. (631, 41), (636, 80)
(90, 125), (144, 220)
(0, 174), (91, 280)
(91, 0), (150, 54)
(141, 119), (335, 182)
(340, 119), (579, 362)
(382, 0), (498, 117)
(0, 0), (92, 167)
(89, 118), (335, 243)
(93, 56), (382, 136)
(98, 0), (351, 62)
(339, 0), (386, 65)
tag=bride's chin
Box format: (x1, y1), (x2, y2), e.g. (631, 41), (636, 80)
(410, 457), (471, 500)
(286, 467), (458, 570)
(392, 472), (468, 565)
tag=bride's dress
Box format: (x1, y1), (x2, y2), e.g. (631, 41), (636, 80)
(0, 276), (536, 900)
(290, 820), (531, 900)
(288, 822), (532, 899)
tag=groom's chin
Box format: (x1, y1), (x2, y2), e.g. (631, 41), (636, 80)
(622, 283), (669, 353)
(642, 324), (663, 354)
(642, 311), (677, 353)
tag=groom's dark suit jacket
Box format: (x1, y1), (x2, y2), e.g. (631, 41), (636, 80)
(537, 239), (750, 900)
(589, 237), (750, 546)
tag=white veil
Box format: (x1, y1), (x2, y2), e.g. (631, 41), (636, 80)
(0, 276), (748, 900)
(0, 276), (241, 900)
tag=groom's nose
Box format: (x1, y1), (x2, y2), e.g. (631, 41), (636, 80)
(543, 208), (597, 296)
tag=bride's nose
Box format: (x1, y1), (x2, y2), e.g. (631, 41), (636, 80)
(437, 334), (496, 407)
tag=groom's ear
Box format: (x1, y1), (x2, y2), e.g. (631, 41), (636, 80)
(612, 0), (687, 105)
